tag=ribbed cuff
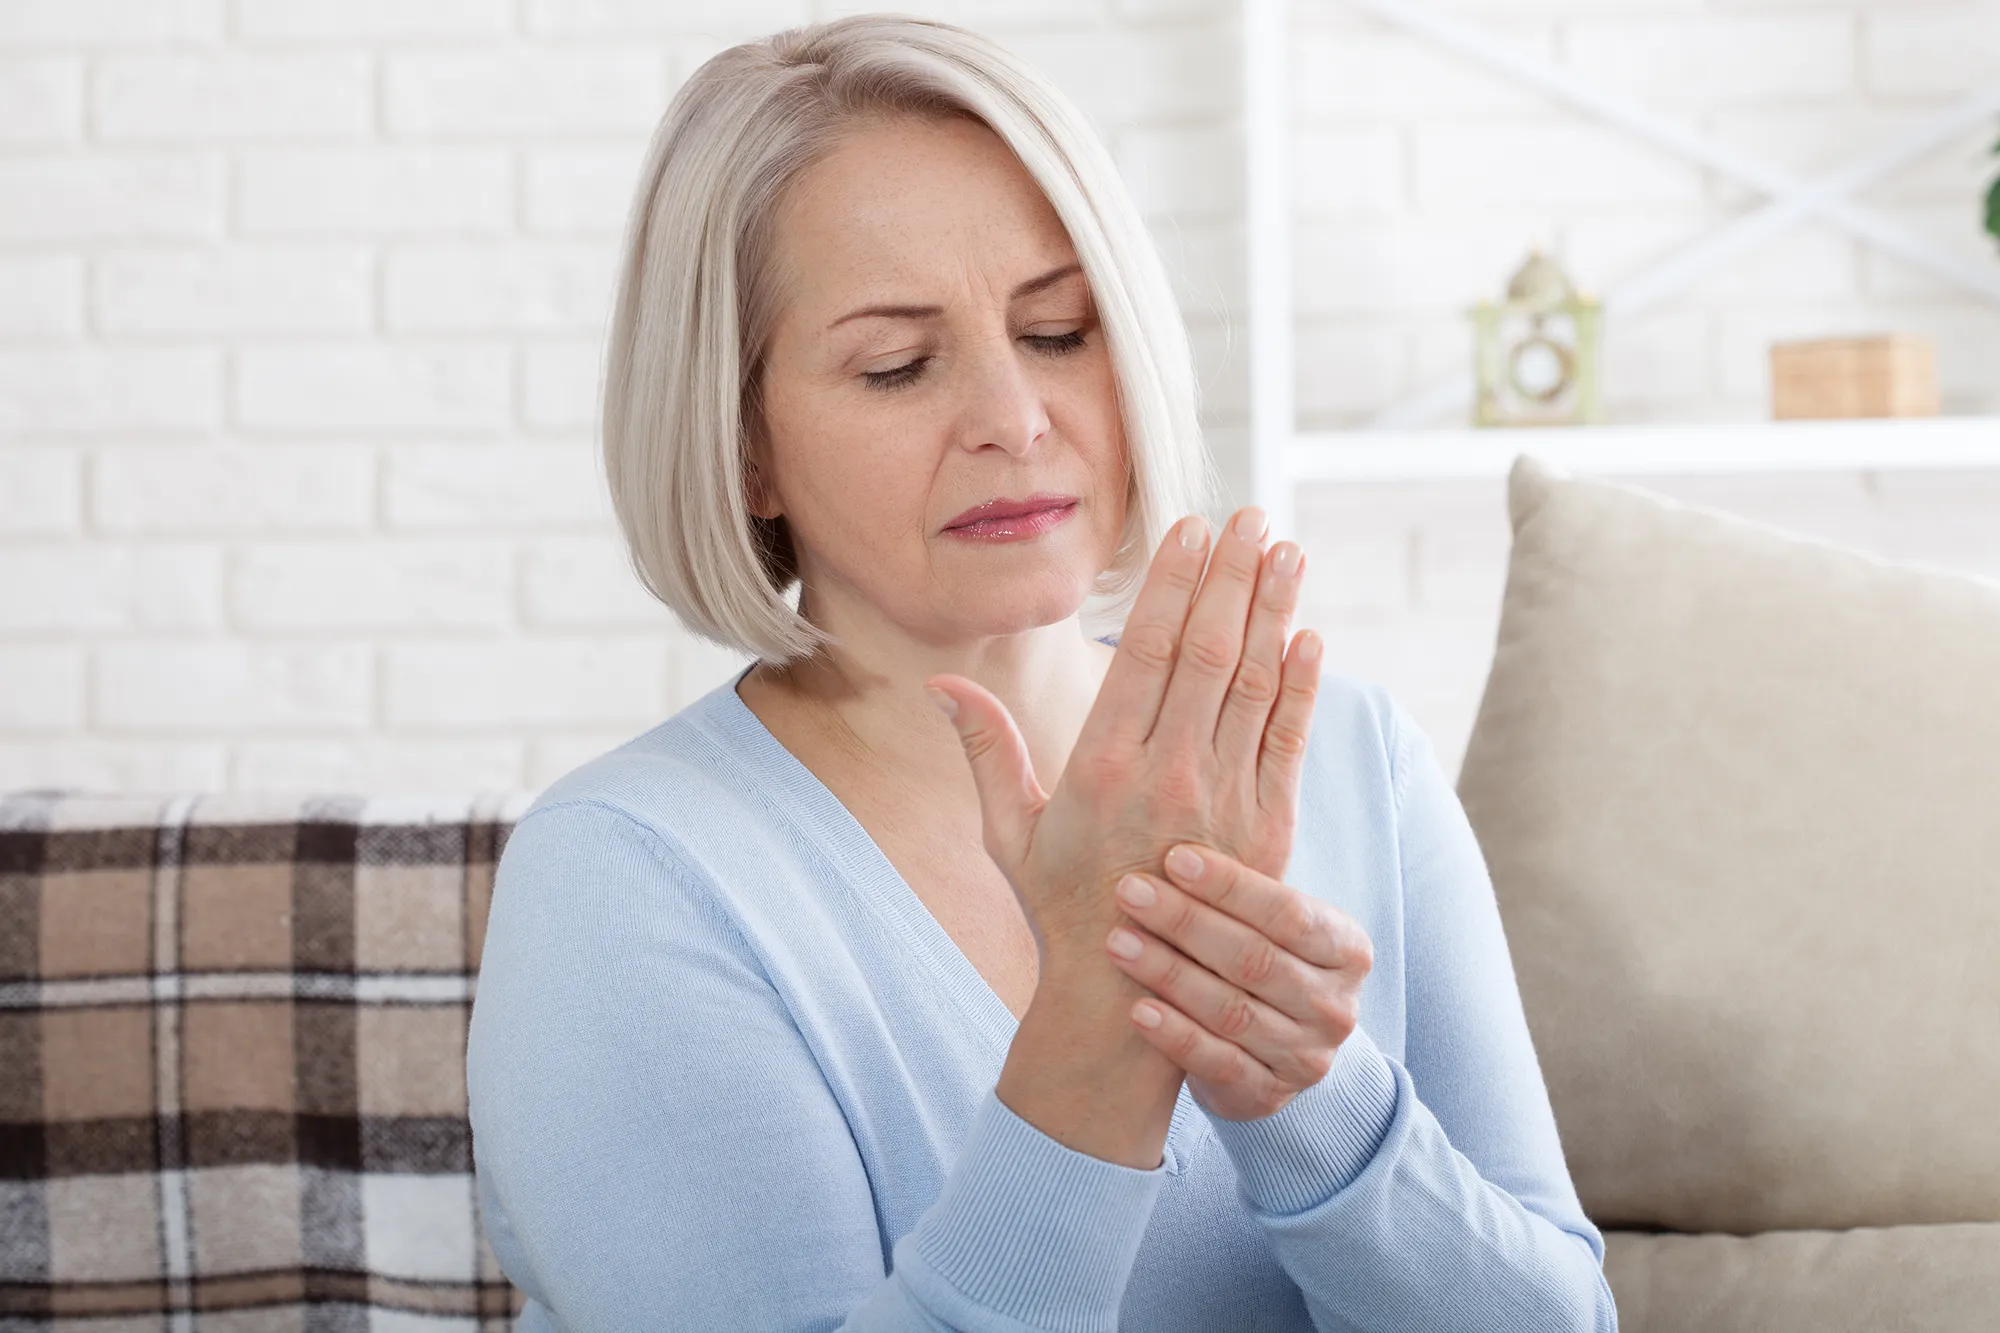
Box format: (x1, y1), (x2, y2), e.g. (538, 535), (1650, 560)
(1204, 1023), (1401, 1217)
(894, 1088), (1168, 1333)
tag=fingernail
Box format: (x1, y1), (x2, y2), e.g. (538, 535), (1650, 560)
(924, 686), (957, 719)
(1232, 507), (1268, 540)
(1297, 631), (1322, 665)
(1272, 543), (1301, 578)
(1177, 515), (1208, 551)
(1132, 1001), (1163, 1029)
(1165, 845), (1204, 881)
(1116, 873), (1156, 909)
(1106, 927), (1143, 960)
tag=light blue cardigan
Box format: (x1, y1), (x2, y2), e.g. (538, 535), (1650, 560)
(465, 662), (1618, 1331)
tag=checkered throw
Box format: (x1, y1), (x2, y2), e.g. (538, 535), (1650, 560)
(0, 788), (536, 1330)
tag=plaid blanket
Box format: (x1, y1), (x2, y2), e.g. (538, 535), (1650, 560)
(0, 788), (535, 1330)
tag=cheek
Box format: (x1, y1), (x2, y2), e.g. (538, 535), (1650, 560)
(762, 385), (938, 550)
(1061, 358), (1132, 513)
(1072, 351), (1125, 452)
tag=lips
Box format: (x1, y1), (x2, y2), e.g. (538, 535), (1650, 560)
(943, 493), (1078, 530)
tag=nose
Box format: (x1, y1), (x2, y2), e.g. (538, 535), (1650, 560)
(954, 330), (1051, 458)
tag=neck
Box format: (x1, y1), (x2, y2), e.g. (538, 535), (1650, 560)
(739, 593), (1114, 798)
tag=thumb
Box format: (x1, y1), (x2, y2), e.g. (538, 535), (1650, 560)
(924, 674), (1046, 868)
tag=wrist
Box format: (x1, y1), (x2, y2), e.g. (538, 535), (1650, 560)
(998, 955), (1183, 1170)
(1032, 937), (1119, 998)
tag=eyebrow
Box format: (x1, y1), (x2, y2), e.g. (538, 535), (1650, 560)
(826, 262), (1085, 330)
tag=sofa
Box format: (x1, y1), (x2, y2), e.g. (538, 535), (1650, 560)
(1454, 456), (2000, 1332)
(0, 790), (532, 1328)
(2, 454), (1995, 1330)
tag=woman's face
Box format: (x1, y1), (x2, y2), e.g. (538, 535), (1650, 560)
(751, 113), (1129, 647)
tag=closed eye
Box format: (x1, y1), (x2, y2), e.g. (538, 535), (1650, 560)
(860, 329), (1090, 392)
(1026, 329), (1088, 355)
(862, 357), (929, 391)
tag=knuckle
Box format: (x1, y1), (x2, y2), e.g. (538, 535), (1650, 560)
(1150, 754), (1205, 810)
(1347, 929), (1376, 977)
(1284, 900), (1323, 950)
(1123, 624), (1179, 674)
(1075, 748), (1133, 798)
(1216, 995), (1257, 1040)
(1171, 1024), (1203, 1063)
(1159, 555), (1202, 595)
(1182, 629), (1239, 676)
(1260, 719), (1309, 764)
(1236, 940), (1279, 987)
(1228, 662), (1280, 709)
(1310, 990), (1357, 1037)
(1166, 897), (1201, 941)
(1207, 865), (1245, 913)
(1333, 1000), (1360, 1042)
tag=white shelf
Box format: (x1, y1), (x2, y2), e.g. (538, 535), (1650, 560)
(1243, 1), (2000, 515)
(1287, 416), (2000, 483)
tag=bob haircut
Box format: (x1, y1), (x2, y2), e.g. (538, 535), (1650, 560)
(602, 12), (1217, 664)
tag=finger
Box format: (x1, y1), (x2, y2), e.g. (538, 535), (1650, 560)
(1159, 846), (1361, 975)
(1256, 629), (1323, 817)
(1126, 994), (1293, 1106)
(925, 674), (1047, 867)
(1113, 867), (1331, 1025)
(1150, 506), (1271, 749)
(1078, 514), (1211, 750)
(1212, 540), (1303, 770)
(1105, 921), (1326, 1088)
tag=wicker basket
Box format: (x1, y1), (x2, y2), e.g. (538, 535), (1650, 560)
(1770, 334), (1939, 420)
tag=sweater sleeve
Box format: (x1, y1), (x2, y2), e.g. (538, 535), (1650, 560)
(1200, 701), (1620, 1332)
(465, 798), (1167, 1333)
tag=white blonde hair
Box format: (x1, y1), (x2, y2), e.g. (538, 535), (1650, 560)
(602, 12), (1216, 664)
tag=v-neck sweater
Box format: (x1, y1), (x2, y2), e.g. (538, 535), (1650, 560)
(465, 662), (1618, 1332)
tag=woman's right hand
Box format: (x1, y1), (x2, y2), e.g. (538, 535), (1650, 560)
(923, 506), (1322, 1167)
(924, 505), (1322, 981)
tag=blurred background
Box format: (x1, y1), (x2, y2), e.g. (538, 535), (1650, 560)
(2, 0), (1997, 794)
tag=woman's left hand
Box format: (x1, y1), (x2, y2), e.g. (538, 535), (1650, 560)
(1103, 841), (1374, 1122)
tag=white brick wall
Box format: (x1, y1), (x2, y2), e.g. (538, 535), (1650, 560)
(0, 153), (224, 240)
(237, 147), (513, 234)
(95, 53), (374, 139)
(232, 0), (512, 41)
(95, 640), (373, 731)
(1291, 0), (2000, 429)
(2, 0), (1997, 796)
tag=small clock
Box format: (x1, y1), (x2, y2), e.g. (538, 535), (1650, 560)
(1469, 250), (1603, 428)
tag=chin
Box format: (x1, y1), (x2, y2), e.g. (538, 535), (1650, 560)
(947, 569), (1096, 636)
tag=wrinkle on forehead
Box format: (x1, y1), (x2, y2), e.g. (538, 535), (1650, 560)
(768, 114), (1082, 335)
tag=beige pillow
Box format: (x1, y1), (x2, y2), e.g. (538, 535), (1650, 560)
(1457, 454), (2000, 1236)
(1601, 1223), (2000, 1332)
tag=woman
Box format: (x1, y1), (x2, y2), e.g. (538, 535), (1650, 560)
(466, 14), (1617, 1332)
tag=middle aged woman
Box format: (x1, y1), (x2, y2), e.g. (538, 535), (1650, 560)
(466, 13), (1618, 1332)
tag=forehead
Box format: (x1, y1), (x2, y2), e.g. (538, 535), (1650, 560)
(772, 114), (1081, 303)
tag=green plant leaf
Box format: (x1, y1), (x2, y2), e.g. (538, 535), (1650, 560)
(1986, 130), (2000, 243)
